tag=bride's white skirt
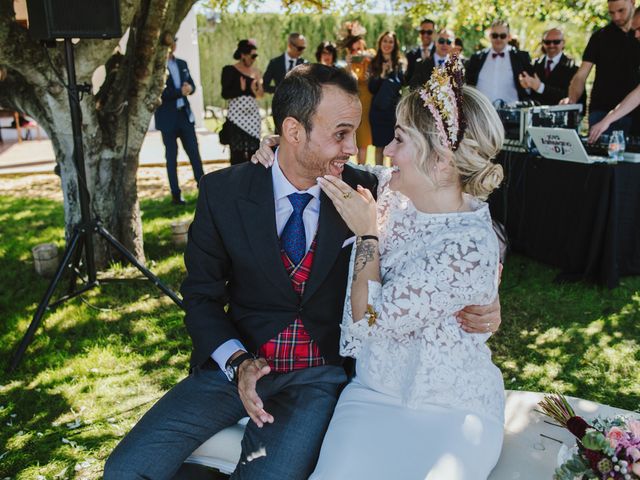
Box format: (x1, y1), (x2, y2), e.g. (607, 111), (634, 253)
(310, 377), (504, 480)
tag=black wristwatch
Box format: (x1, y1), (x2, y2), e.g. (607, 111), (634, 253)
(224, 352), (255, 383)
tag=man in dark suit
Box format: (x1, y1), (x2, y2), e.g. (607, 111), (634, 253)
(518, 28), (585, 107)
(104, 64), (503, 480)
(263, 32), (308, 94)
(154, 35), (204, 205)
(409, 28), (454, 89)
(465, 19), (533, 105)
(405, 18), (437, 86)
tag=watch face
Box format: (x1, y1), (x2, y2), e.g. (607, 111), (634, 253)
(224, 365), (235, 382)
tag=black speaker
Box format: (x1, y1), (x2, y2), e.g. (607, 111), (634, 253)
(26, 0), (121, 41)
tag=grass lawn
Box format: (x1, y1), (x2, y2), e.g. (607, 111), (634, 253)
(1, 171), (639, 479)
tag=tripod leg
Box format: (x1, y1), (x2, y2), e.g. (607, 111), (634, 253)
(7, 228), (84, 373)
(96, 225), (184, 309)
(65, 233), (86, 295)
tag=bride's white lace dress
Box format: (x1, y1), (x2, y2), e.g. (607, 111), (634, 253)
(310, 167), (505, 480)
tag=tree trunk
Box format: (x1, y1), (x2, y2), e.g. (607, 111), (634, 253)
(0, 0), (196, 268)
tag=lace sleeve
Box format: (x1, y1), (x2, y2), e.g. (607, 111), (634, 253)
(340, 222), (499, 357)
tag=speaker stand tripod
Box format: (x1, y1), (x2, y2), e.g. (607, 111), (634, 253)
(7, 38), (183, 373)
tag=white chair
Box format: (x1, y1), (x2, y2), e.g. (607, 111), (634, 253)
(185, 390), (633, 479)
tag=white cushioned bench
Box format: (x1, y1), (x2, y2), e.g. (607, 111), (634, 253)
(185, 390), (633, 479)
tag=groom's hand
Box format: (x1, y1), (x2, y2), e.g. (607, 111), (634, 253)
(237, 357), (274, 427)
(456, 294), (502, 334)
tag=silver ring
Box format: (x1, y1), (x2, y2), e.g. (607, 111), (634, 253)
(485, 323), (491, 329)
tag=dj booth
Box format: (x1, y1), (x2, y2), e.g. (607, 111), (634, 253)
(488, 104), (640, 288)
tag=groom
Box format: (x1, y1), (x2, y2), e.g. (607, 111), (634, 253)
(104, 64), (502, 479)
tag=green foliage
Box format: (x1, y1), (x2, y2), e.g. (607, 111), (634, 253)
(554, 451), (590, 479)
(197, 1), (610, 107)
(197, 12), (415, 107)
(582, 428), (613, 454)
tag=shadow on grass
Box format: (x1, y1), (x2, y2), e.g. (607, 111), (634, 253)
(493, 254), (640, 411)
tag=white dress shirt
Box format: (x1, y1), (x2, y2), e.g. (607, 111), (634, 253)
(433, 53), (449, 68)
(535, 52), (563, 94)
(476, 47), (519, 105)
(211, 151), (321, 371)
(167, 57), (185, 109)
(421, 43), (434, 59)
(284, 52), (297, 72)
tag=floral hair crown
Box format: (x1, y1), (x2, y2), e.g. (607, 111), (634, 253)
(418, 54), (467, 151)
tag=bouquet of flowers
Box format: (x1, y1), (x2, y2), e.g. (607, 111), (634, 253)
(538, 394), (640, 480)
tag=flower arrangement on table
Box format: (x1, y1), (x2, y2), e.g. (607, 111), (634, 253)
(538, 393), (640, 480)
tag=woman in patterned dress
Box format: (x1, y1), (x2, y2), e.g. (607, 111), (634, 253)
(221, 39), (264, 165)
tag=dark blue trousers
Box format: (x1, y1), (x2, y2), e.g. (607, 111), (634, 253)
(160, 110), (204, 196)
(104, 366), (346, 480)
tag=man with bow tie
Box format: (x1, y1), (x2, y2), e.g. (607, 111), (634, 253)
(465, 19), (533, 105)
(518, 28), (586, 108)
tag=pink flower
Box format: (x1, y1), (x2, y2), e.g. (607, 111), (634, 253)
(607, 427), (626, 448)
(628, 447), (640, 462)
(628, 420), (640, 439)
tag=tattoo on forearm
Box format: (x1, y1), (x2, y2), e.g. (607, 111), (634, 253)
(353, 239), (377, 281)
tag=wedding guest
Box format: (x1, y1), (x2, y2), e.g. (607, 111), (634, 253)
(154, 34), (203, 205)
(405, 18), (437, 86)
(518, 28), (585, 107)
(589, 83), (640, 141)
(369, 31), (405, 166)
(340, 21), (374, 164)
(221, 39), (263, 165)
(561, 0), (640, 135)
(453, 37), (466, 60)
(508, 35), (521, 51)
(315, 41), (338, 66)
(263, 32), (307, 94)
(465, 19), (533, 105)
(409, 28), (455, 89)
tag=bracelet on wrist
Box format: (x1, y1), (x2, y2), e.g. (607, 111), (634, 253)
(359, 235), (379, 242)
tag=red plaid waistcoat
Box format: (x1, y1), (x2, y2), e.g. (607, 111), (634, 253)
(257, 238), (326, 372)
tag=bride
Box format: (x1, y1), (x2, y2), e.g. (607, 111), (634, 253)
(308, 60), (506, 480)
(253, 58), (505, 479)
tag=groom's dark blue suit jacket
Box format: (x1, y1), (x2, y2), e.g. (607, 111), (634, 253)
(181, 162), (378, 370)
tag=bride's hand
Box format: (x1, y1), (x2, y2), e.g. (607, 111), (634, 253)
(250, 135), (280, 168)
(317, 175), (377, 236)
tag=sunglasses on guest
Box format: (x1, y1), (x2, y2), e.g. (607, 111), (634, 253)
(251, 53), (258, 59)
(419, 29), (434, 35)
(437, 38), (452, 45)
(542, 39), (563, 45)
(290, 44), (306, 52)
(491, 33), (508, 40)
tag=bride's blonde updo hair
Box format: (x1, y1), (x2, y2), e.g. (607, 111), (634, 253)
(395, 85), (504, 200)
